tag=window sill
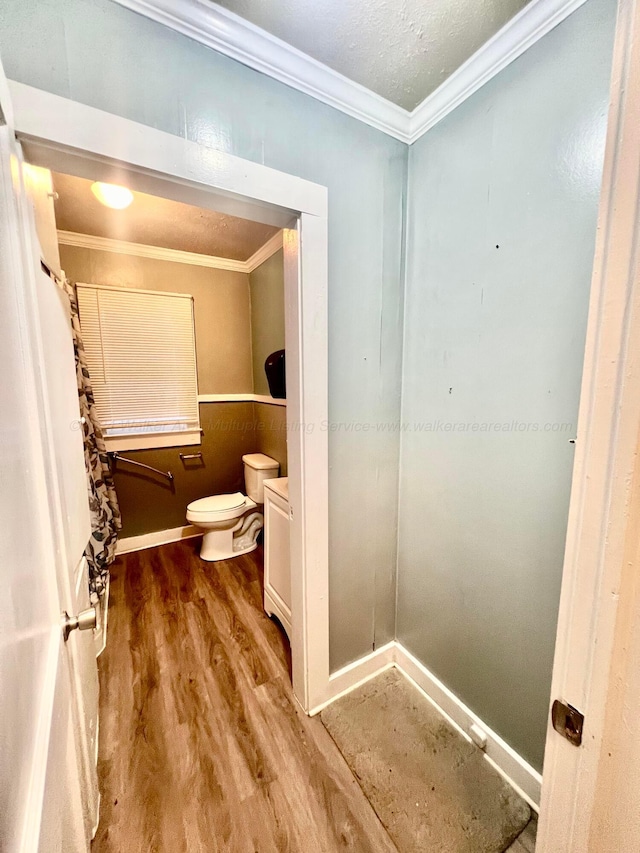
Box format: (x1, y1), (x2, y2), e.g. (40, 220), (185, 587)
(104, 430), (202, 452)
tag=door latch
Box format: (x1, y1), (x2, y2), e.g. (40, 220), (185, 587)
(62, 607), (97, 642)
(551, 699), (584, 746)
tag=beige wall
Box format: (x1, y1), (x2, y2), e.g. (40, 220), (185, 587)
(110, 402), (288, 537)
(61, 244), (288, 536)
(60, 244), (253, 393)
(249, 249), (285, 396)
(112, 402), (256, 537)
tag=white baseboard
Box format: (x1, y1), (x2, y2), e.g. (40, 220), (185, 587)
(116, 524), (201, 555)
(309, 641), (396, 716)
(316, 640), (542, 809)
(394, 643), (542, 810)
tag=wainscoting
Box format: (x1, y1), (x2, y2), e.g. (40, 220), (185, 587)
(112, 400), (287, 539)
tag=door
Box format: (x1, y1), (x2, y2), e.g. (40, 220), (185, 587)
(25, 162), (100, 843)
(0, 70), (97, 852)
(535, 0), (640, 849)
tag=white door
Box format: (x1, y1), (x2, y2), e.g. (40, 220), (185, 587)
(25, 162), (100, 845)
(537, 0), (640, 848)
(0, 72), (97, 852)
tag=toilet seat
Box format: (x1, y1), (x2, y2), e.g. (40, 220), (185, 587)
(187, 492), (246, 515)
(186, 492), (257, 525)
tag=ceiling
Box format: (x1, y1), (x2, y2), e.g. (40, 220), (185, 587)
(51, 172), (280, 261)
(212, 0), (531, 111)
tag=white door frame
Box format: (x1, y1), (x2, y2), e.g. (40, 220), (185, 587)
(7, 80), (330, 714)
(536, 0), (640, 848)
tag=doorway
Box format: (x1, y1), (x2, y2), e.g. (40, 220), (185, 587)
(14, 83), (330, 714)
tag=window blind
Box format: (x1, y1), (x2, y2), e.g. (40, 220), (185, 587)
(76, 283), (200, 450)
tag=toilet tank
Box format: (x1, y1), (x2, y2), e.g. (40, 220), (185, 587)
(242, 453), (280, 503)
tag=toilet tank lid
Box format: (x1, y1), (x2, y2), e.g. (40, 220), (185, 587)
(187, 493), (246, 513)
(242, 453), (279, 470)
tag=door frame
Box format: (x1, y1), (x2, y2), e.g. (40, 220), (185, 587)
(536, 0), (640, 848)
(7, 79), (330, 714)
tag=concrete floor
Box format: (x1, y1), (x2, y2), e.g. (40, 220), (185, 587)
(322, 668), (532, 853)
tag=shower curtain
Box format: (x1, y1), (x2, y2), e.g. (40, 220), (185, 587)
(64, 279), (122, 604)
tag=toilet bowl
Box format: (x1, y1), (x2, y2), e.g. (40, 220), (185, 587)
(186, 453), (279, 562)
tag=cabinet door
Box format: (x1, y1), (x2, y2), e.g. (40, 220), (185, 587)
(266, 492), (291, 615)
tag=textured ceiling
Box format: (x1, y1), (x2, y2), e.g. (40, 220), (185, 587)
(213, 0), (532, 110)
(51, 172), (280, 261)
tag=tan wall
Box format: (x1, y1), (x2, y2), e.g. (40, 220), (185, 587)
(61, 244), (288, 537)
(249, 249), (285, 396)
(111, 402), (256, 537)
(112, 402), (288, 537)
(60, 244), (253, 393)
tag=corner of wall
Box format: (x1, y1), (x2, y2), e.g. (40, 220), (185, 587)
(391, 136), (413, 645)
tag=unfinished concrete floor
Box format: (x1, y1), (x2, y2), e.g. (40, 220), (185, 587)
(321, 668), (532, 853)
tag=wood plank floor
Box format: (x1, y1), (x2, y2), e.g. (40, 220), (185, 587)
(92, 540), (398, 852)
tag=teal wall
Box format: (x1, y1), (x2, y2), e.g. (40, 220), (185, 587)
(397, 0), (616, 770)
(0, 0), (405, 670)
(250, 249), (285, 397)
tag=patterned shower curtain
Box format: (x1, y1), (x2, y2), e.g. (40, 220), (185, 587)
(63, 279), (122, 604)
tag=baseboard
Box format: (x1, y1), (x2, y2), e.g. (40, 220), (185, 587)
(309, 641), (396, 715)
(116, 524), (201, 555)
(393, 643), (542, 810)
(94, 574), (110, 658)
(315, 640), (542, 809)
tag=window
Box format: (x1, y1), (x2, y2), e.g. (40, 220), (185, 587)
(76, 283), (200, 450)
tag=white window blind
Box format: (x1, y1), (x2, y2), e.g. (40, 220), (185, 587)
(76, 283), (200, 451)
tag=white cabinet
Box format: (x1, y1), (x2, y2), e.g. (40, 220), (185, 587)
(263, 477), (291, 640)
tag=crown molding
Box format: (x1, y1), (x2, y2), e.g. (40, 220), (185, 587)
(57, 228), (282, 273)
(113, 0), (588, 147)
(407, 0), (589, 143)
(245, 229), (283, 272)
(112, 0), (410, 142)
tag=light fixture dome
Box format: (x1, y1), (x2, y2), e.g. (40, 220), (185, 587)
(91, 182), (133, 210)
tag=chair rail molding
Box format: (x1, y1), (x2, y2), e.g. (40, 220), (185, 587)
(197, 393), (287, 406)
(112, 0), (588, 144)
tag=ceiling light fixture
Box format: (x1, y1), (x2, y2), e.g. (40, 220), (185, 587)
(91, 181), (134, 210)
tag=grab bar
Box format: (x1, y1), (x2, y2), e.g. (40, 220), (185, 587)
(108, 452), (174, 483)
(180, 452), (203, 461)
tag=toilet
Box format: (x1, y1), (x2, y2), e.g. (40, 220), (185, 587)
(186, 453), (279, 562)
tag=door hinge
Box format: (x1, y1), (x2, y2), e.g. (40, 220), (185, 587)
(551, 699), (584, 746)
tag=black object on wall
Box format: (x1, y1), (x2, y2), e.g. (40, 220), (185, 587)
(265, 349), (286, 399)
